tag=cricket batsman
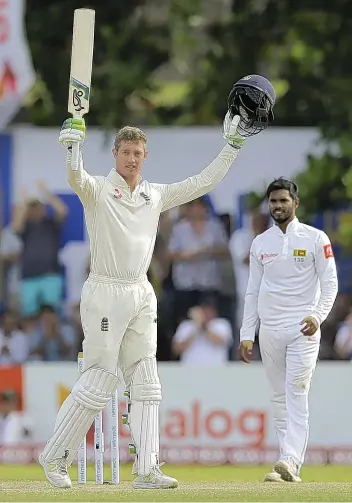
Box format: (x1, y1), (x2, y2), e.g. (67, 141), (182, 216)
(38, 75), (276, 489)
(239, 177), (338, 483)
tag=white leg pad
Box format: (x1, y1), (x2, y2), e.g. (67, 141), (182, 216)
(42, 368), (119, 465)
(128, 357), (162, 476)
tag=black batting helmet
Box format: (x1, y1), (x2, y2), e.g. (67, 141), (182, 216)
(227, 74), (276, 137)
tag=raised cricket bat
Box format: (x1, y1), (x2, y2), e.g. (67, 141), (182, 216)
(68, 9), (95, 171)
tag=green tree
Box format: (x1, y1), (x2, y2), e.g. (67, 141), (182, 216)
(200, 1), (352, 247)
(22, 0), (170, 127)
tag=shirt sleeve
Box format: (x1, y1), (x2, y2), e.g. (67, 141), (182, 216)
(311, 231), (338, 325)
(240, 238), (263, 342)
(207, 319), (233, 345)
(173, 320), (196, 343)
(152, 144), (240, 213)
(66, 149), (103, 205)
(0, 230), (22, 255)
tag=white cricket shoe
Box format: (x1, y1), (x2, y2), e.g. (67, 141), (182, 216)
(39, 453), (72, 488)
(132, 464), (178, 489)
(264, 471), (285, 482)
(274, 459), (302, 482)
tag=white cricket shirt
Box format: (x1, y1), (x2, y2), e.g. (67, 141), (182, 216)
(240, 218), (338, 341)
(67, 144), (238, 281)
(173, 318), (233, 364)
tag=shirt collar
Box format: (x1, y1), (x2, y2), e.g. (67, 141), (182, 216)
(107, 169), (142, 189)
(273, 217), (300, 234)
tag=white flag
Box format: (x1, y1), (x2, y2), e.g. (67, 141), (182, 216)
(0, 0), (35, 131)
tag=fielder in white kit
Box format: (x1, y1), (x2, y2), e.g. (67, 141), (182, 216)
(239, 177), (338, 483)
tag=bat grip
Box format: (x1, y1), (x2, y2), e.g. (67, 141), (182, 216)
(71, 142), (80, 171)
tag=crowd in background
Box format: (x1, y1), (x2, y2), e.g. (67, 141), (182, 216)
(1, 187), (352, 367)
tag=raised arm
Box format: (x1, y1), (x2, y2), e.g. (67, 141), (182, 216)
(12, 200), (28, 235)
(153, 115), (245, 212)
(59, 118), (102, 205)
(36, 181), (68, 221)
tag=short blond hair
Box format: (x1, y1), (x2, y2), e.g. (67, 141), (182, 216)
(114, 126), (147, 151)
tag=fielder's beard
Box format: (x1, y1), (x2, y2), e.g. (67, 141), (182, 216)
(270, 211), (293, 225)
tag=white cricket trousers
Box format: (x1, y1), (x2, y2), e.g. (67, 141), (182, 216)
(259, 325), (320, 469)
(80, 273), (158, 384)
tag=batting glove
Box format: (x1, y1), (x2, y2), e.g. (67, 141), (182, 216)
(59, 118), (86, 149)
(223, 111), (245, 150)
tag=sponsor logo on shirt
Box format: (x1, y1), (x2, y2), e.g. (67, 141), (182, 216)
(113, 188), (122, 199)
(260, 252), (279, 260)
(293, 249), (307, 257)
(323, 244), (334, 259)
(140, 192), (151, 205)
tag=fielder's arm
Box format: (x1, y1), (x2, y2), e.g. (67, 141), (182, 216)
(239, 239), (264, 343)
(311, 232), (338, 325)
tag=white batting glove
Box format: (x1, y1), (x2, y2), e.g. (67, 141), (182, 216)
(223, 112), (245, 150)
(59, 118), (86, 150)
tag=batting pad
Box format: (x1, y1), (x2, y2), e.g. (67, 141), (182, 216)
(129, 358), (162, 476)
(42, 368), (119, 464)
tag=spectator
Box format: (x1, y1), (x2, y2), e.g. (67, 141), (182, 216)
(59, 241), (90, 317)
(334, 309), (352, 360)
(172, 296), (233, 364)
(21, 316), (39, 349)
(153, 210), (179, 361)
(229, 209), (269, 334)
(320, 293), (352, 359)
(168, 197), (229, 327)
(217, 213), (237, 332)
(12, 181), (68, 317)
(29, 305), (76, 361)
(0, 389), (33, 445)
(0, 310), (29, 365)
(70, 304), (84, 356)
(0, 221), (22, 311)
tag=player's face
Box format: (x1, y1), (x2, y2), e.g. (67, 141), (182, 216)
(268, 189), (298, 224)
(114, 140), (147, 179)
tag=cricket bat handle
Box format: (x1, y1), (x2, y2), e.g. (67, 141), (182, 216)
(71, 141), (80, 171)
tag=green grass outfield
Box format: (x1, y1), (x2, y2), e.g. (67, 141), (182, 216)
(0, 463), (352, 502)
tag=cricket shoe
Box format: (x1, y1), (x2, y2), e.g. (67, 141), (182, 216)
(132, 463), (178, 489)
(274, 459), (302, 482)
(39, 453), (72, 488)
(264, 471), (285, 482)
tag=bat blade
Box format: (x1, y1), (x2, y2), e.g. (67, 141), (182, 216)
(68, 8), (95, 118)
